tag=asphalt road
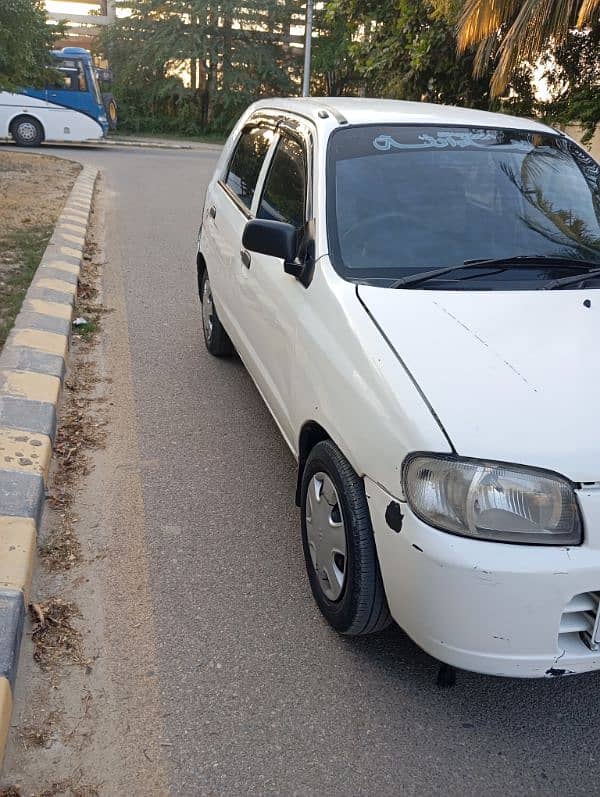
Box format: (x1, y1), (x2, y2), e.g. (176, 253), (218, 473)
(10, 142), (600, 795)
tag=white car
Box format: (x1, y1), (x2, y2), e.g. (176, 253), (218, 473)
(197, 97), (600, 679)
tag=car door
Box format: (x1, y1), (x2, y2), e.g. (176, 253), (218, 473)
(236, 124), (312, 447)
(203, 122), (275, 337)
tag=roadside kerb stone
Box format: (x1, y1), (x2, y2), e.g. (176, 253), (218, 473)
(103, 137), (223, 152)
(0, 163), (98, 770)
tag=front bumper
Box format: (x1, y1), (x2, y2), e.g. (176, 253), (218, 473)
(365, 477), (600, 678)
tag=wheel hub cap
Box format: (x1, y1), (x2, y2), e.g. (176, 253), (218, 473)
(18, 122), (37, 142)
(202, 278), (214, 340)
(305, 473), (347, 601)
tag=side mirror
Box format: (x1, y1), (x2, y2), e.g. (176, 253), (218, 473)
(242, 219), (297, 262)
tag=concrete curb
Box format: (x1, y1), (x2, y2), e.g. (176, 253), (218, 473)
(104, 137), (222, 152)
(0, 164), (98, 769)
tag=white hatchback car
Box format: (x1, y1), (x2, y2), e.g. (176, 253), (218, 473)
(197, 98), (600, 678)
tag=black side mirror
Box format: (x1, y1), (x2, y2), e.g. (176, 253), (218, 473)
(242, 218), (315, 287)
(242, 219), (297, 262)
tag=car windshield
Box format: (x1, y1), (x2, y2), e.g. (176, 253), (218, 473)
(327, 125), (600, 285)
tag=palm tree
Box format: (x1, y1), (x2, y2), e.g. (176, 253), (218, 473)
(456, 0), (599, 96)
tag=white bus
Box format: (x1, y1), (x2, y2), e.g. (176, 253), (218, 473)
(0, 47), (109, 146)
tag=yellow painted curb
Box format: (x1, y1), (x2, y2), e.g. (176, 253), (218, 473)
(26, 299), (72, 321)
(0, 370), (61, 405)
(61, 222), (86, 234)
(0, 516), (36, 602)
(0, 678), (12, 770)
(62, 212), (87, 223)
(35, 278), (77, 297)
(11, 329), (68, 358)
(60, 246), (82, 259)
(61, 234), (86, 247)
(64, 204), (88, 212)
(42, 260), (79, 277)
(0, 427), (51, 482)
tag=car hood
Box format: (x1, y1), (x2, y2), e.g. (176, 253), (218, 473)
(357, 285), (600, 483)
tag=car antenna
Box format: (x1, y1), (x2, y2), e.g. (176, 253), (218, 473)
(313, 100), (348, 125)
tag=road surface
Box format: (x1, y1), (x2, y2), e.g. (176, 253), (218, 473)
(5, 142), (600, 795)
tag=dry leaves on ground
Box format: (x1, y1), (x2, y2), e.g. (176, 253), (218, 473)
(42, 239), (108, 571)
(29, 600), (89, 671)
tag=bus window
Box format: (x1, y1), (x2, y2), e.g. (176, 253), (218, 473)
(47, 60), (88, 92)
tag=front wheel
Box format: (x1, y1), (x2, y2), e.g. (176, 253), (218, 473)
(12, 116), (43, 147)
(201, 270), (233, 357)
(301, 440), (391, 635)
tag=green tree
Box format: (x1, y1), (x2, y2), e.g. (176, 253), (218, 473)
(97, 0), (197, 134)
(98, 0), (302, 135)
(323, 0), (530, 110)
(310, 10), (357, 96)
(0, 0), (60, 90)
(445, 0), (599, 98)
(540, 23), (600, 143)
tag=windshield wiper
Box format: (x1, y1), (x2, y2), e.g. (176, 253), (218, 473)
(544, 267), (600, 290)
(464, 256), (600, 269)
(391, 263), (503, 288)
(391, 256), (600, 289)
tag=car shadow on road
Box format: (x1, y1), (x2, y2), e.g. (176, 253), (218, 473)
(344, 620), (599, 774)
(196, 348), (600, 787)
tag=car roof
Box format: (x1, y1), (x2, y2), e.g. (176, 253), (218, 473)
(251, 97), (557, 135)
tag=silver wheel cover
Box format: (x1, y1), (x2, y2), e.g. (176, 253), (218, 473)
(305, 472), (347, 601)
(17, 121), (37, 142)
(202, 276), (214, 341)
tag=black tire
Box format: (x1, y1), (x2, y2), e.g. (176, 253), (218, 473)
(107, 99), (118, 130)
(201, 270), (233, 357)
(300, 440), (392, 635)
(103, 94), (118, 130)
(11, 116), (43, 147)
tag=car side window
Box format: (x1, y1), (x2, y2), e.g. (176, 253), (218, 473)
(257, 136), (306, 229)
(225, 127), (273, 211)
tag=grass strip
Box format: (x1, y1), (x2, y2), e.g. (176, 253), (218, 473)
(0, 226), (53, 348)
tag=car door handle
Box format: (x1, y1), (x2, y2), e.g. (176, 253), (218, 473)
(241, 249), (251, 268)
(208, 205), (216, 219)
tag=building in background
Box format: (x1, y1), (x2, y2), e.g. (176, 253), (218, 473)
(45, 0), (116, 50)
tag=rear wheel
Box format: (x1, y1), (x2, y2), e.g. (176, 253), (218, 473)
(301, 440), (392, 635)
(201, 271), (233, 357)
(103, 94), (118, 130)
(12, 116), (43, 147)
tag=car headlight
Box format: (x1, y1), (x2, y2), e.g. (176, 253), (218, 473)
(402, 454), (582, 545)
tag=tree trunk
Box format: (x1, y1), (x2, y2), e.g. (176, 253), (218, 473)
(208, 61), (217, 125)
(205, 2), (219, 126)
(190, 55), (197, 91)
(222, 10), (232, 92)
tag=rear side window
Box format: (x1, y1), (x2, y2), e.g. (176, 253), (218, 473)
(225, 127), (273, 210)
(257, 136), (306, 228)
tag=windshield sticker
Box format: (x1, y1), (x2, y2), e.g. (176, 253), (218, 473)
(373, 130), (500, 151)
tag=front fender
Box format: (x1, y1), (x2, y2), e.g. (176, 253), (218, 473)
(290, 258), (451, 498)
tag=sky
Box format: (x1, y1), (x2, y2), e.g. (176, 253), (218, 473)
(47, 0), (99, 14)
